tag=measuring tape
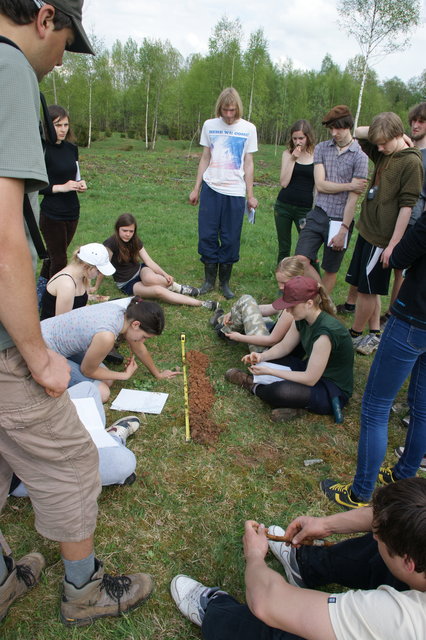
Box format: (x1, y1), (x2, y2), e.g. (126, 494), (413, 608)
(180, 333), (190, 442)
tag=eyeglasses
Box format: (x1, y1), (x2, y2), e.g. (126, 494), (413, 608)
(32, 0), (46, 8)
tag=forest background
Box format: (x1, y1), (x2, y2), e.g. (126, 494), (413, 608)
(40, 16), (426, 149)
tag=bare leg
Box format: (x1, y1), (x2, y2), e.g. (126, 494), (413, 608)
(345, 284), (358, 305)
(322, 271), (337, 294)
(352, 293), (380, 333)
(133, 281), (202, 307)
(60, 537), (94, 562)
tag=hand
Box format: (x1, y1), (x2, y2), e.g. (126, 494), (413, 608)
(222, 312), (231, 325)
(226, 331), (243, 342)
(249, 364), (274, 376)
(157, 369), (183, 379)
(403, 133), (414, 148)
(189, 189), (199, 205)
(241, 352), (262, 365)
(123, 356), (138, 379)
(60, 180), (85, 193)
(88, 286), (97, 294)
(291, 145), (302, 160)
(243, 520), (269, 562)
(77, 180), (87, 191)
(163, 273), (174, 286)
(349, 178), (368, 194)
(328, 230), (347, 251)
(247, 196), (258, 210)
(29, 349), (70, 397)
(380, 245), (394, 269)
(284, 515), (331, 547)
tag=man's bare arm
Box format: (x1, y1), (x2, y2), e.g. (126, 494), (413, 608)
(0, 177), (69, 396)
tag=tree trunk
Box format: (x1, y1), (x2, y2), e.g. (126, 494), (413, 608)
(145, 74), (150, 150)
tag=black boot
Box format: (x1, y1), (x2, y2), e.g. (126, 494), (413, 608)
(219, 263), (235, 299)
(199, 263), (218, 295)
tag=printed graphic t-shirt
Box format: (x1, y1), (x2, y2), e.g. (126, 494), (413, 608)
(200, 117), (258, 197)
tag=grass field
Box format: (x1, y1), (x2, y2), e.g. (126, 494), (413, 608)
(1, 134), (409, 639)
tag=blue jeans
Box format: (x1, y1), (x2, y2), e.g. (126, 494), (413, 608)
(352, 315), (426, 500)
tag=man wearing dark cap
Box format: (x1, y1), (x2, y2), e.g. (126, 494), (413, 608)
(0, 0), (152, 625)
(295, 105), (368, 293)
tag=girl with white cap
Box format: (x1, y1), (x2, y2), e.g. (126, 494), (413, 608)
(40, 242), (115, 320)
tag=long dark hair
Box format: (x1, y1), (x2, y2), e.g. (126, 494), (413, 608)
(114, 213), (141, 264)
(45, 105), (75, 144)
(125, 297), (165, 335)
(287, 119), (315, 154)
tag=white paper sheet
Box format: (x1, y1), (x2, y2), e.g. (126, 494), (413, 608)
(328, 220), (348, 249)
(253, 362), (291, 385)
(111, 389), (168, 414)
(71, 397), (119, 448)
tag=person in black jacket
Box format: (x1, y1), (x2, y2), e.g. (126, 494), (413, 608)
(321, 211), (426, 509)
(39, 104), (87, 280)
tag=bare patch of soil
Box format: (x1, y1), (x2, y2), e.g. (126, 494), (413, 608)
(187, 350), (223, 445)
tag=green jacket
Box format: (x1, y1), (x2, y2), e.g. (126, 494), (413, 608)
(356, 142), (423, 247)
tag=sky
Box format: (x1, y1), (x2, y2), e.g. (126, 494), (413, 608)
(82, 0), (426, 83)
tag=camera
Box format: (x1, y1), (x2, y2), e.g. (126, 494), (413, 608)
(367, 185), (378, 201)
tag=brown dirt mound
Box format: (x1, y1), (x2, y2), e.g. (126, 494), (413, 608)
(186, 350), (223, 445)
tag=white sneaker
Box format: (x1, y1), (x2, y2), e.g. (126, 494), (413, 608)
(267, 525), (306, 587)
(170, 575), (224, 627)
(106, 416), (141, 443)
(356, 333), (381, 355)
(351, 334), (365, 349)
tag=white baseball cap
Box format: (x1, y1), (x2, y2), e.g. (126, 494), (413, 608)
(77, 243), (115, 276)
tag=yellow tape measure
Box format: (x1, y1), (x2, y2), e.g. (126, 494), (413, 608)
(180, 333), (190, 442)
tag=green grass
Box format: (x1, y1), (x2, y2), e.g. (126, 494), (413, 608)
(1, 134), (409, 639)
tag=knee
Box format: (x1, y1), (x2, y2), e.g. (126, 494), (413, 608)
(99, 383), (111, 403)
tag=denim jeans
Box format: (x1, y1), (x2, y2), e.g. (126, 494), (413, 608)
(352, 315), (426, 500)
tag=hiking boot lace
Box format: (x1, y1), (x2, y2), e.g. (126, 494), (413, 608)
(16, 563), (37, 588)
(100, 574), (131, 610)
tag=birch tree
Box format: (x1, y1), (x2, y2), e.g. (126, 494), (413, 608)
(338, 0), (421, 128)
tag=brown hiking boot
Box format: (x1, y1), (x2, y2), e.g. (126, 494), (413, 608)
(0, 553), (45, 622)
(224, 368), (254, 392)
(61, 559), (153, 627)
(271, 407), (307, 423)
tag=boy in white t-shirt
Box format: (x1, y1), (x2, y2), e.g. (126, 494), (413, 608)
(189, 87), (258, 299)
(171, 478), (426, 640)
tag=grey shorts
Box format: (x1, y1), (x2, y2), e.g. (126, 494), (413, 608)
(295, 206), (353, 274)
(0, 347), (101, 542)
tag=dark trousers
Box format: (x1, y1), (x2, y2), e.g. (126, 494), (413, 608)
(254, 356), (347, 415)
(39, 213), (79, 279)
(198, 182), (245, 264)
(201, 534), (406, 640)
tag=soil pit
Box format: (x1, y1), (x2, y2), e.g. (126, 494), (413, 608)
(186, 350), (223, 445)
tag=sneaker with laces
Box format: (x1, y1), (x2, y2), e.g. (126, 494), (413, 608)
(320, 479), (369, 510)
(61, 559), (153, 626)
(267, 526), (306, 587)
(224, 368), (254, 392)
(106, 416), (141, 443)
(201, 300), (219, 311)
(351, 333), (365, 349)
(180, 284), (200, 297)
(170, 575), (225, 627)
(356, 333), (381, 355)
(394, 447), (426, 471)
(377, 466), (398, 485)
(0, 553), (45, 622)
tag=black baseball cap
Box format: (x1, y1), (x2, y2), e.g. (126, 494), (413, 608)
(34, 0), (95, 55)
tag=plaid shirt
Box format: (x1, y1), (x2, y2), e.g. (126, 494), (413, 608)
(314, 139), (368, 220)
